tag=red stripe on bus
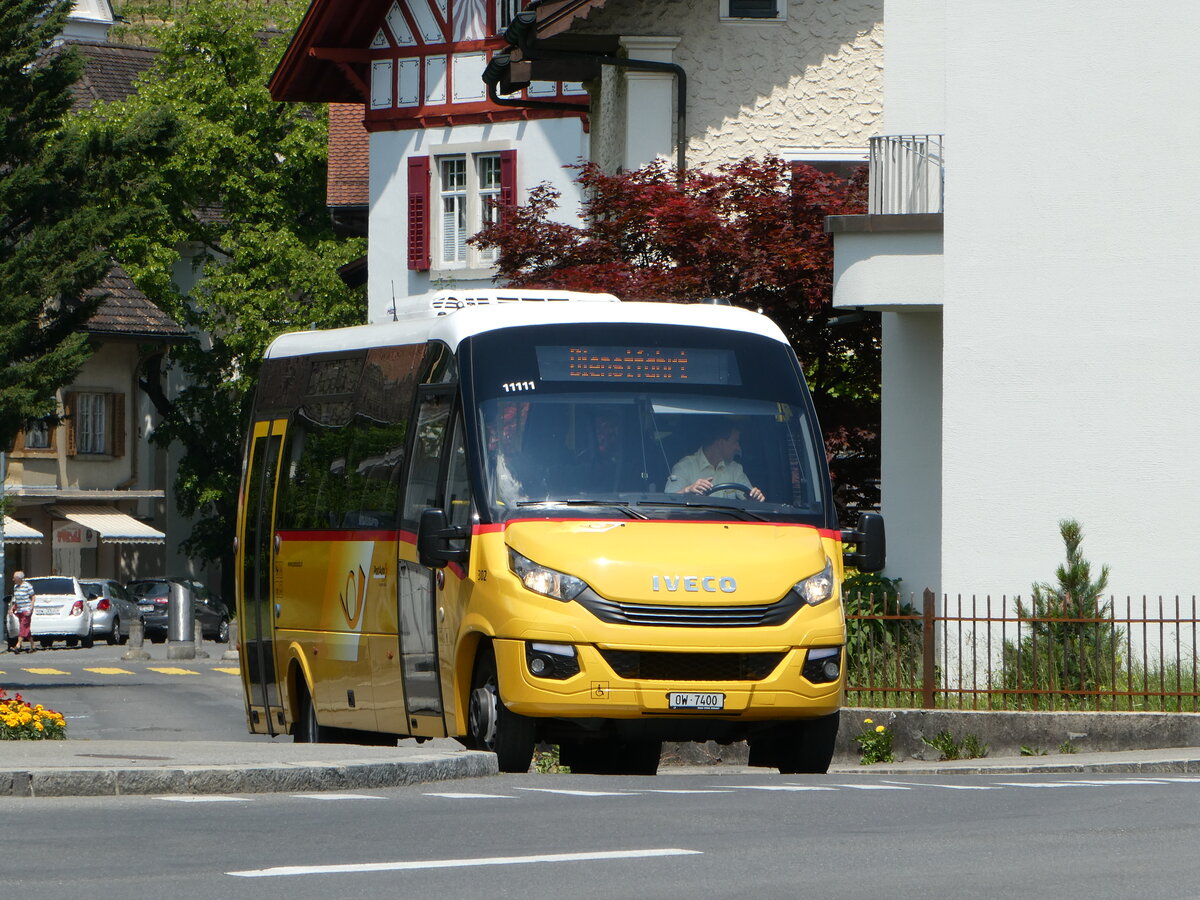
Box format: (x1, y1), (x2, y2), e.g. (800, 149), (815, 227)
(473, 520), (842, 540)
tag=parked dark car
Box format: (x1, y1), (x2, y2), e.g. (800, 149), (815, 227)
(127, 577), (231, 643)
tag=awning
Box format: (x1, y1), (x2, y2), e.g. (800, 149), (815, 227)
(2, 516), (44, 544)
(48, 505), (165, 544)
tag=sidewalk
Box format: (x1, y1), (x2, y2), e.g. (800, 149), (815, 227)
(4, 740), (1200, 797)
(0, 739), (497, 798)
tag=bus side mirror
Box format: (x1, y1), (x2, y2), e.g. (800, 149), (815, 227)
(418, 508), (470, 568)
(842, 512), (885, 573)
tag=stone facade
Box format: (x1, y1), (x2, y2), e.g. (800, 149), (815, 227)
(570, 0), (883, 170)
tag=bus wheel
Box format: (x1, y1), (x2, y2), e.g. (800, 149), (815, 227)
(294, 682), (325, 743)
(468, 645), (535, 773)
(774, 713), (840, 775)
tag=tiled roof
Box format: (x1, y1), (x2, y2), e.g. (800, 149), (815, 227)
(83, 265), (188, 341)
(328, 103), (369, 208)
(64, 40), (158, 109)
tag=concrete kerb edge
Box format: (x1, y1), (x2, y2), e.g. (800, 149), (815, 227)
(2, 752), (499, 798)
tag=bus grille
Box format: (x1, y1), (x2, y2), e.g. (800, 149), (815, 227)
(574, 589), (802, 627)
(598, 649), (787, 682)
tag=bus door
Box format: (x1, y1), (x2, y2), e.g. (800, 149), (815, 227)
(239, 418), (287, 735)
(397, 389), (452, 737)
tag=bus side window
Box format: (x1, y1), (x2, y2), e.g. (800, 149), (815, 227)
(445, 413), (472, 531)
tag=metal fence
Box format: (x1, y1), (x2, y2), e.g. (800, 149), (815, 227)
(846, 589), (1200, 712)
(867, 134), (944, 215)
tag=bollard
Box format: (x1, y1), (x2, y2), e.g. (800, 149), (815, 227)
(222, 618), (240, 661)
(166, 582), (196, 660)
(192, 617), (210, 659)
(122, 617), (151, 660)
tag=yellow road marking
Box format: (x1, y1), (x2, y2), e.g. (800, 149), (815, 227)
(84, 667), (135, 675)
(213, 667), (241, 675)
(22, 667), (69, 675)
(147, 667), (199, 676)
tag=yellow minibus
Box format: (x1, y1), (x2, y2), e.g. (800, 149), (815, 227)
(235, 290), (884, 774)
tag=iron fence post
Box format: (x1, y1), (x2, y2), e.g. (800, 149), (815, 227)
(923, 588), (937, 709)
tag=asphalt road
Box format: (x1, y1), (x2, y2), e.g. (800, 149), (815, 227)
(7, 770), (1200, 899)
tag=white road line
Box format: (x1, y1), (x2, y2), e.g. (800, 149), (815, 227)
(832, 783), (911, 791)
(155, 796), (252, 803)
(992, 782), (1087, 788)
(228, 848), (703, 878)
(882, 781), (998, 790)
(291, 793), (388, 801)
(724, 785), (837, 792)
(1056, 779), (1170, 786)
(1153, 777), (1200, 783)
(516, 787), (636, 797)
(425, 792), (517, 799)
(639, 789), (736, 794)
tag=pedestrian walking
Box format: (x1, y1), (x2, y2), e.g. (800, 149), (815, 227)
(11, 571), (36, 653)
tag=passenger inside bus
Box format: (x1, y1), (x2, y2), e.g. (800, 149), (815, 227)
(664, 421), (765, 501)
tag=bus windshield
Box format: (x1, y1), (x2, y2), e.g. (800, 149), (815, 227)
(465, 322), (831, 526)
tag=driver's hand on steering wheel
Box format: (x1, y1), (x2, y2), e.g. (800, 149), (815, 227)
(748, 485), (765, 501)
(683, 478), (766, 502)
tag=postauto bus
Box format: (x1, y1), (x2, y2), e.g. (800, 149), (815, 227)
(235, 290), (884, 775)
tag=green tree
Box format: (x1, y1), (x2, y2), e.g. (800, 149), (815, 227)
(0, 0), (141, 448)
(1002, 519), (1121, 704)
(81, 0), (363, 592)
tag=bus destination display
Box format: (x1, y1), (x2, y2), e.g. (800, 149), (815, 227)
(536, 345), (741, 385)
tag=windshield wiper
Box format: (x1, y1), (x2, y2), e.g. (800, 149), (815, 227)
(635, 500), (766, 522)
(515, 499), (648, 519)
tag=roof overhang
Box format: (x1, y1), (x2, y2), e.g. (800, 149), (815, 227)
(269, 0), (393, 102)
(48, 505), (165, 544)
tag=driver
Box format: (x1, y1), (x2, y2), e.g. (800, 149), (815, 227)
(665, 423), (765, 501)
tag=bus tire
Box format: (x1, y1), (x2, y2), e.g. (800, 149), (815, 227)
(468, 644), (535, 773)
(774, 713), (840, 775)
(293, 681), (327, 743)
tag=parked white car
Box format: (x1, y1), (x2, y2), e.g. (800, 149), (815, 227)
(25, 576), (94, 649)
(79, 579), (141, 645)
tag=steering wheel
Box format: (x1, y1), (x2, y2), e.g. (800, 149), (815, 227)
(703, 482), (752, 497)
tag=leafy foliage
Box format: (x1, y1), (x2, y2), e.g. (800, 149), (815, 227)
(0, 0), (145, 449)
(1001, 519), (1121, 701)
(80, 0), (364, 588)
(843, 573), (924, 703)
(472, 157), (880, 517)
(923, 729), (987, 761)
(854, 717), (894, 765)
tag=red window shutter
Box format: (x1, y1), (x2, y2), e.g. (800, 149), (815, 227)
(499, 149), (517, 223)
(407, 156), (431, 271)
(111, 392), (125, 458)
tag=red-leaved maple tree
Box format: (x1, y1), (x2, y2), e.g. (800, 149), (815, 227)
(471, 156), (879, 518)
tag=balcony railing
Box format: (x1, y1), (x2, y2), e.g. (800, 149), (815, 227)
(868, 134), (944, 215)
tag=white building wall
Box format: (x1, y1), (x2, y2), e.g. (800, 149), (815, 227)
(939, 1), (1200, 599)
(368, 118), (588, 323)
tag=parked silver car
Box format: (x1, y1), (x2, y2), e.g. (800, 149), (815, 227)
(79, 579), (142, 645)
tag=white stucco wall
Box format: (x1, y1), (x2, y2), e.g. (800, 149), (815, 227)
(938, 1), (1200, 599)
(568, 0), (883, 169)
(368, 117), (588, 323)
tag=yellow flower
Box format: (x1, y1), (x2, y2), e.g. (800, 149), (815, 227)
(864, 718), (873, 725)
(34, 722), (44, 731)
(876, 725), (886, 733)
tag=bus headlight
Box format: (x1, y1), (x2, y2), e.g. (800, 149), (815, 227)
(794, 557), (835, 606)
(508, 548), (589, 602)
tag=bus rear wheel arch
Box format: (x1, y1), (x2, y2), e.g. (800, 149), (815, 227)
(468, 642), (536, 773)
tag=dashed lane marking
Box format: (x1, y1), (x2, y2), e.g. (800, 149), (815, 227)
(883, 781), (998, 790)
(228, 848), (703, 878)
(724, 784), (837, 792)
(832, 783), (912, 790)
(146, 667), (200, 676)
(291, 793), (388, 801)
(425, 792), (517, 799)
(84, 667), (134, 675)
(516, 787), (636, 797)
(20, 667), (70, 675)
(213, 667), (241, 675)
(155, 795), (252, 803)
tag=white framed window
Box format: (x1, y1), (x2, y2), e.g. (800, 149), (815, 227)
(77, 392), (108, 454)
(721, 0), (786, 22)
(496, 0), (523, 30)
(434, 151), (506, 270)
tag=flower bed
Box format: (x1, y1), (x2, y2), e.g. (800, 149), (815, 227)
(0, 690), (66, 740)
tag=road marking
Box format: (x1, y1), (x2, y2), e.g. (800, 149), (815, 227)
(22, 667), (69, 675)
(147, 667), (200, 676)
(84, 667), (134, 675)
(724, 784), (837, 792)
(425, 792), (517, 799)
(1057, 779), (1170, 786)
(883, 781), (998, 790)
(291, 793), (387, 801)
(516, 787), (636, 797)
(228, 848), (703, 878)
(992, 782), (1089, 788)
(156, 795), (252, 803)
(213, 667), (241, 675)
(639, 789), (736, 794)
(1153, 777), (1200, 783)
(832, 783), (911, 791)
